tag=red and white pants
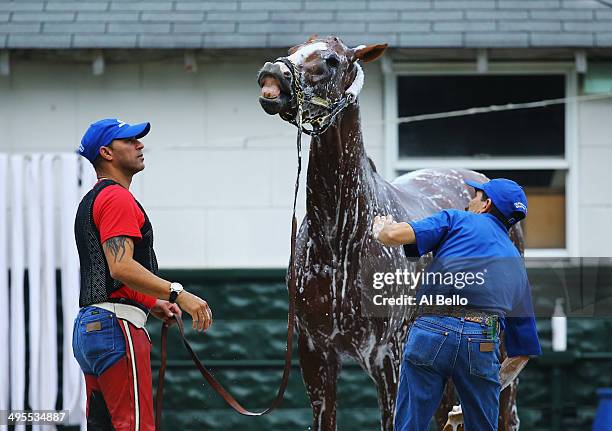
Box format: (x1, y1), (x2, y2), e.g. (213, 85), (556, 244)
(73, 306), (155, 431)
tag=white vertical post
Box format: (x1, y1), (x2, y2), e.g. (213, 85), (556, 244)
(381, 56), (397, 181)
(575, 51), (587, 75)
(0, 154), (9, 431)
(565, 70), (579, 256)
(9, 155), (26, 431)
(92, 51), (105, 76)
(60, 154), (86, 427)
(25, 155), (42, 411)
(477, 49), (488, 74)
(39, 155), (58, 431)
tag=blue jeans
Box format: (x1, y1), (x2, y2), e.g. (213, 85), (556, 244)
(395, 316), (501, 431)
(72, 306), (126, 376)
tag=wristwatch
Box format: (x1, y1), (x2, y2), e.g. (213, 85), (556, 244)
(169, 282), (184, 304)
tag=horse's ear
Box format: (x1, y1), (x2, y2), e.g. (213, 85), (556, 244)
(307, 33), (318, 42)
(352, 44), (388, 63)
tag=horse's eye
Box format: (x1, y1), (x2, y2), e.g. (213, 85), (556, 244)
(326, 56), (340, 68)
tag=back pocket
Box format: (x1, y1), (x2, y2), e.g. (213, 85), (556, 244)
(468, 338), (500, 381)
(405, 322), (449, 368)
(80, 313), (117, 359)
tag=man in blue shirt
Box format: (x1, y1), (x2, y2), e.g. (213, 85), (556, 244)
(372, 178), (541, 431)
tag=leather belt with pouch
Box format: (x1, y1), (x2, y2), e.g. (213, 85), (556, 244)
(417, 304), (500, 334)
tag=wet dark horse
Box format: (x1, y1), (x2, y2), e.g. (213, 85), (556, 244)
(257, 36), (522, 430)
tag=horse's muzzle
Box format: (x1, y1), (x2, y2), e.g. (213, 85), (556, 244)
(257, 62), (293, 115)
(258, 61), (292, 94)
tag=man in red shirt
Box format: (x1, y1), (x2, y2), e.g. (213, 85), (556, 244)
(73, 118), (212, 431)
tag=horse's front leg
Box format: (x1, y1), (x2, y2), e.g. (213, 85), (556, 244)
(366, 336), (403, 431)
(372, 354), (399, 430)
(298, 329), (340, 431)
(436, 382), (459, 429)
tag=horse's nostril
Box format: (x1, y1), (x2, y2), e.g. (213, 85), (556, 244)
(283, 71), (291, 78)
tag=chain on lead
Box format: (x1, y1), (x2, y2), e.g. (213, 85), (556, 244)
(290, 59), (325, 132)
(292, 62), (305, 130)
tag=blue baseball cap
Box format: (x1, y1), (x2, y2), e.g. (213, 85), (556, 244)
(465, 178), (528, 226)
(78, 118), (150, 164)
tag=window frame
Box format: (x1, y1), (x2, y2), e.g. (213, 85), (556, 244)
(382, 60), (578, 257)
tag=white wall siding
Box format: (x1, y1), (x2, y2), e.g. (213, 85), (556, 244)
(577, 98), (612, 257)
(4, 58), (609, 261)
(0, 59), (385, 268)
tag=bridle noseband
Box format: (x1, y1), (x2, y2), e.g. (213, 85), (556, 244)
(274, 56), (364, 137)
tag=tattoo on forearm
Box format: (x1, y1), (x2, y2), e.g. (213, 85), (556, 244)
(104, 236), (130, 263)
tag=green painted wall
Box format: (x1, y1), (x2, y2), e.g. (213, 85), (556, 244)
(150, 268), (612, 431)
(584, 63), (612, 94)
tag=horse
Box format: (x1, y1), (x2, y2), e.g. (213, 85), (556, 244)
(257, 35), (522, 431)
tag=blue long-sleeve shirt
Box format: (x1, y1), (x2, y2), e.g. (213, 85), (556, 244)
(404, 209), (541, 357)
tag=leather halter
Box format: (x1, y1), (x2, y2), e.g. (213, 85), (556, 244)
(275, 56), (364, 136)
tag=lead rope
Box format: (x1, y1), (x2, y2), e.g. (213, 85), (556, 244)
(154, 98), (304, 429)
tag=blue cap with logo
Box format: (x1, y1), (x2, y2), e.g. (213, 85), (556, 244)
(78, 118), (150, 164)
(465, 178), (528, 226)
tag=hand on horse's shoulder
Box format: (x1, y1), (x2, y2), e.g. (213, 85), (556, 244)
(372, 215), (416, 247)
(372, 214), (395, 241)
(372, 214), (399, 245)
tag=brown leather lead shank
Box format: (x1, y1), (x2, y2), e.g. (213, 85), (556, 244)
(154, 129), (303, 429)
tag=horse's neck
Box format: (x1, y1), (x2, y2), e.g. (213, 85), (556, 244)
(306, 103), (374, 247)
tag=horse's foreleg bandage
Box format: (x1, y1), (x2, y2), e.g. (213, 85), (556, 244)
(443, 405), (464, 431)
